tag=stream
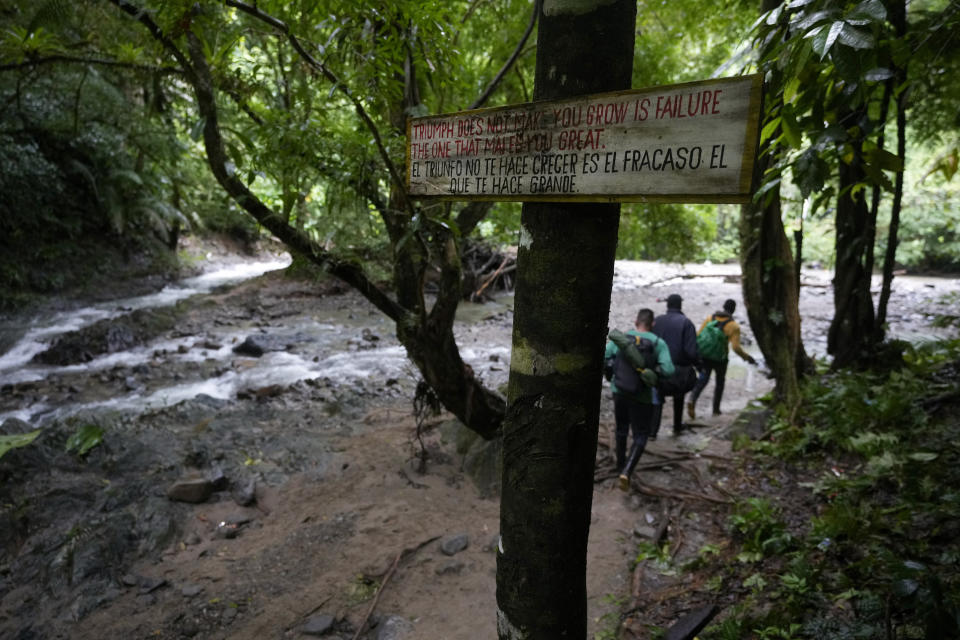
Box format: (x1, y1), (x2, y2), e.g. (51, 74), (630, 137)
(2, 256), (958, 429)
(0, 255), (513, 427)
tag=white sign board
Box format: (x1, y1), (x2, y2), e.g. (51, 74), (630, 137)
(406, 74), (762, 204)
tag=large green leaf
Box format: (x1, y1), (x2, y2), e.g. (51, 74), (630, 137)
(0, 430), (42, 460)
(65, 424), (103, 457)
(811, 21), (844, 59)
(837, 24), (875, 50)
(780, 105), (803, 149)
(845, 0), (886, 25)
(795, 148), (830, 197)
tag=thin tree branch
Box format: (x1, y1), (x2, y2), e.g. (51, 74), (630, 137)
(0, 55), (181, 74)
(467, 0), (539, 110)
(107, 0), (405, 322)
(224, 0), (412, 216)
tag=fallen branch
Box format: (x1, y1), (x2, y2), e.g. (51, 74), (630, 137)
(352, 551), (401, 640)
(474, 256), (511, 299)
(351, 536), (440, 640)
(633, 480), (731, 505)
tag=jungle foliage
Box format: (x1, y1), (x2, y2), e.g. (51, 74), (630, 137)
(696, 339), (960, 639)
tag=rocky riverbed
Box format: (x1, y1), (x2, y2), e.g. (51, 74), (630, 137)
(1, 251), (957, 640)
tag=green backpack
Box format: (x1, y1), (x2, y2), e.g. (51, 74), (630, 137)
(697, 317), (731, 362)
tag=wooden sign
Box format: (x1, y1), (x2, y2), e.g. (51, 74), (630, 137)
(406, 74), (762, 204)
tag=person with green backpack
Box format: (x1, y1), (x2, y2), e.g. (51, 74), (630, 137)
(603, 308), (674, 492)
(688, 299), (758, 419)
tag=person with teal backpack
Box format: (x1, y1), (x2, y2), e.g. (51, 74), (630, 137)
(603, 308), (674, 492)
(688, 299), (758, 418)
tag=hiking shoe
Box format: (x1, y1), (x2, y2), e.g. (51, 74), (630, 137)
(687, 402), (696, 419)
(618, 474), (630, 492)
(712, 409), (722, 416)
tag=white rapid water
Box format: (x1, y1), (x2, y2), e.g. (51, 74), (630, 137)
(0, 258), (291, 386)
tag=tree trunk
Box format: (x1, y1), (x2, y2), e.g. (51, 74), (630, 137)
(740, 149), (808, 406)
(496, 2), (635, 637)
(828, 106), (876, 367)
(876, 0), (907, 339)
(740, 3), (809, 407)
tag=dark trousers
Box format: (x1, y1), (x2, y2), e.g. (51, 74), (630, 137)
(691, 358), (728, 414)
(614, 394), (654, 479)
(650, 391), (684, 437)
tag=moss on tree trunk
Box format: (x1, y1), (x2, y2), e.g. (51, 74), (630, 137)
(495, 1), (636, 637)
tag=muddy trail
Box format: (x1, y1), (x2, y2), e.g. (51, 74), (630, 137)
(1, 254), (958, 640)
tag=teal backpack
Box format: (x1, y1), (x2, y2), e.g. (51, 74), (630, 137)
(697, 317), (731, 362)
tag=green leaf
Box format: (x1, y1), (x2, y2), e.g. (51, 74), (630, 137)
(908, 452), (938, 462)
(753, 176), (782, 201)
(760, 117), (782, 145)
(65, 424), (103, 456)
(866, 148), (904, 172)
(0, 430), (42, 460)
(794, 10), (836, 33)
(780, 106), (802, 148)
(765, 6), (783, 26)
(837, 24), (874, 50)
(795, 148), (830, 197)
(846, 0), (886, 25)
(811, 22), (843, 59)
(189, 118), (206, 142)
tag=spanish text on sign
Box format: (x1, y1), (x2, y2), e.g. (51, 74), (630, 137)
(405, 75), (762, 203)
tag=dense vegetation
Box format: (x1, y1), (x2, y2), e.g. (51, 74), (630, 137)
(2, 1), (960, 637)
(2, 0), (956, 312)
(692, 337), (960, 639)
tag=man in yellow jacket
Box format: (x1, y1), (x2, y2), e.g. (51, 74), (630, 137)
(688, 299), (757, 419)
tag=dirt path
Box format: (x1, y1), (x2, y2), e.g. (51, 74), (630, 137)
(2, 258), (958, 640)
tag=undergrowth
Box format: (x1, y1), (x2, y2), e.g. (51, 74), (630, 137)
(701, 339), (960, 639)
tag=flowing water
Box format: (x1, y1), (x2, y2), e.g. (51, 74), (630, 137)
(2, 256), (957, 428)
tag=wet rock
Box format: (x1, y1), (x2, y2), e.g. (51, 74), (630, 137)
(224, 512), (253, 526)
(237, 384), (285, 400)
(233, 335), (266, 357)
(207, 465), (229, 491)
(633, 524), (657, 539)
(302, 613), (335, 636)
(0, 417), (35, 435)
(232, 478), (257, 507)
(167, 477), (214, 503)
(376, 615), (413, 640)
(361, 328), (380, 342)
(449, 420), (502, 498)
(726, 405), (773, 441)
(32, 308), (177, 365)
(138, 575), (167, 594)
(440, 533), (469, 556)
(181, 583), (203, 598)
(181, 619), (201, 637)
(222, 607), (238, 623)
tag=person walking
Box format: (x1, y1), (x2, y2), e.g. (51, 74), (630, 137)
(651, 294), (700, 437)
(688, 299), (757, 418)
(604, 308), (674, 491)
